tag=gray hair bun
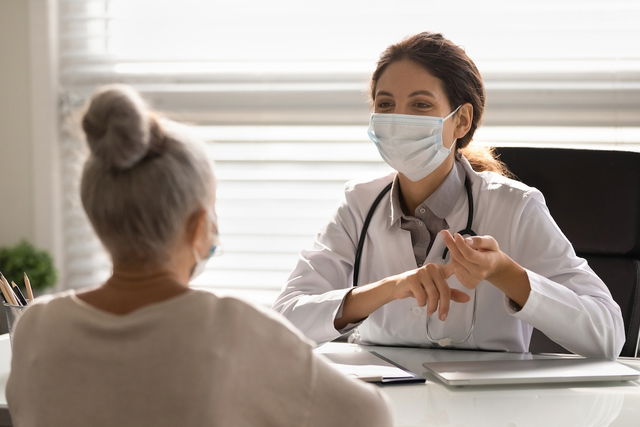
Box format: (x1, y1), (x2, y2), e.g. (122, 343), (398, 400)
(82, 85), (151, 170)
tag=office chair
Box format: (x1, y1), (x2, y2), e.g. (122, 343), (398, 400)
(494, 147), (640, 357)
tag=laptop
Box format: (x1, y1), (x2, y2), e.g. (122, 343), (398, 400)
(423, 358), (640, 386)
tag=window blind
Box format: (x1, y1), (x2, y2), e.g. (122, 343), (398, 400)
(57, 0), (640, 303)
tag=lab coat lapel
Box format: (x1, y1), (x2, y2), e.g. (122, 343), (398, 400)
(380, 183), (422, 275)
(360, 195), (418, 285)
(383, 222), (419, 276)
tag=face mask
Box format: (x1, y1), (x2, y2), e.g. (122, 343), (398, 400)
(190, 245), (217, 279)
(367, 106), (461, 182)
(190, 214), (219, 280)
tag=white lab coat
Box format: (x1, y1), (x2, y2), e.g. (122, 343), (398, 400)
(273, 157), (625, 359)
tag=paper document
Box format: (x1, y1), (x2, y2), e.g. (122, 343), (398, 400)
(322, 350), (422, 383)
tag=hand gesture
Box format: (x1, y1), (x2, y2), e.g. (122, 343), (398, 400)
(441, 230), (506, 289)
(390, 262), (471, 321)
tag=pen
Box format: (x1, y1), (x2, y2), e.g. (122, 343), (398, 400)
(0, 274), (17, 306)
(23, 272), (34, 302)
(0, 284), (6, 304)
(11, 281), (28, 306)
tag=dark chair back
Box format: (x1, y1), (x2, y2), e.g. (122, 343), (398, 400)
(494, 147), (640, 357)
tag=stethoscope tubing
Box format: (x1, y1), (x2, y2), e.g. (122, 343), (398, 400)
(351, 171), (478, 347)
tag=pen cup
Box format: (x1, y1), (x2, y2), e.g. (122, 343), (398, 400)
(3, 303), (27, 346)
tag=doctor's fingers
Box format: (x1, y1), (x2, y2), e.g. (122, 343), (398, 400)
(450, 258), (482, 289)
(466, 235), (500, 252)
(450, 289), (471, 303)
(414, 269), (440, 315)
(441, 231), (478, 265)
(413, 268), (469, 317)
(450, 241), (500, 282)
(407, 278), (429, 307)
(454, 234), (502, 267)
(452, 233), (487, 264)
(423, 264), (451, 320)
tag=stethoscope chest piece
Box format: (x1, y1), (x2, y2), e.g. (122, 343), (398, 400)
(435, 337), (453, 347)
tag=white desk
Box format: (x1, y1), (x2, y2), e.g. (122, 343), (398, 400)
(0, 335), (12, 426)
(0, 335), (637, 426)
(316, 342), (640, 427)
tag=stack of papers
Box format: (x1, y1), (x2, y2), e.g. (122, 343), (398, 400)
(322, 350), (423, 383)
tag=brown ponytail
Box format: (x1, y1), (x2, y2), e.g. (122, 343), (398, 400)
(370, 32), (510, 176)
(459, 145), (512, 177)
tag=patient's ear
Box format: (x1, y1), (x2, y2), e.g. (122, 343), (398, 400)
(185, 208), (208, 250)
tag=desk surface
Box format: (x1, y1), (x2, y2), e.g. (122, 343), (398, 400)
(316, 342), (640, 427)
(0, 335), (638, 427)
(0, 336), (9, 411)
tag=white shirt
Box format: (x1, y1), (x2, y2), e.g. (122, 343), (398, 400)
(6, 289), (392, 427)
(273, 157), (625, 359)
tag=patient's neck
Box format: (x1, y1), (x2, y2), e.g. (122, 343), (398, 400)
(75, 260), (191, 315)
(110, 263), (187, 289)
(111, 255), (191, 288)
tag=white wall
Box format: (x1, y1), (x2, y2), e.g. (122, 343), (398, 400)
(0, 0), (61, 284)
(0, 0), (34, 247)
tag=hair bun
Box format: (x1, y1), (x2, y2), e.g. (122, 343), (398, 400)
(82, 85), (151, 170)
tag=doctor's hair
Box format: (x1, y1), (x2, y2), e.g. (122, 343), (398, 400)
(370, 32), (510, 176)
(81, 84), (215, 264)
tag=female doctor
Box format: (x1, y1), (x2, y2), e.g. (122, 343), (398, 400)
(273, 32), (625, 359)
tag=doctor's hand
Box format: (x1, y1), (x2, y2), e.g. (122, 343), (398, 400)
(440, 230), (532, 307)
(336, 259), (473, 330)
(390, 263), (471, 321)
(440, 230), (505, 289)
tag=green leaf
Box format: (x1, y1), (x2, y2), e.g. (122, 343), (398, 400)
(0, 240), (57, 291)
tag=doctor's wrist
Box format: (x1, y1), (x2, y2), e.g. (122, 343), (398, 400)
(335, 278), (397, 330)
(379, 277), (400, 304)
(487, 254), (531, 307)
(486, 251), (513, 283)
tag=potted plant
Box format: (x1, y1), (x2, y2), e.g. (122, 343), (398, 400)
(0, 240), (57, 295)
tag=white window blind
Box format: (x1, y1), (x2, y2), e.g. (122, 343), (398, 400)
(58, 0), (640, 303)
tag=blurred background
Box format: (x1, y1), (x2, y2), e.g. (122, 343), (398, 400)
(1, 0), (639, 305)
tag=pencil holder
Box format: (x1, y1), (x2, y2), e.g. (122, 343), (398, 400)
(2, 303), (27, 346)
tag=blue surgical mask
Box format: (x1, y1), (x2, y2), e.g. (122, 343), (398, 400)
(367, 106), (461, 182)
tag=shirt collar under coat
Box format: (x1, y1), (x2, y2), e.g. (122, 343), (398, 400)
(389, 156), (467, 228)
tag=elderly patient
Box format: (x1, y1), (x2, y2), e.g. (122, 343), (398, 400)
(6, 85), (392, 427)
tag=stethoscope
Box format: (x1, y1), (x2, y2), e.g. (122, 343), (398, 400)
(352, 170), (478, 347)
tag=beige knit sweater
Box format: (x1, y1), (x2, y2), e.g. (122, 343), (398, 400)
(6, 289), (392, 427)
